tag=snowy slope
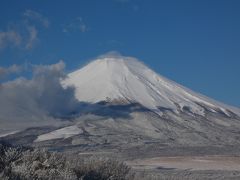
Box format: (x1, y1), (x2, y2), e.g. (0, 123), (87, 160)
(62, 55), (240, 117)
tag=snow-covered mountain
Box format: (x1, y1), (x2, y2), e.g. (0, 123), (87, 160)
(63, 55), (240, 117)
(2, 54), (240, 151)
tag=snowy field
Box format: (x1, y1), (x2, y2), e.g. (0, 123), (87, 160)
(127, 155), (240, 171)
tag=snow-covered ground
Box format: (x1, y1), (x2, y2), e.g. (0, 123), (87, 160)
(127, 156), (240, 171)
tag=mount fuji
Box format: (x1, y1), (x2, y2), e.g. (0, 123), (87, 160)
(63, 55), (240, 118)
(2, 54), (240, 154)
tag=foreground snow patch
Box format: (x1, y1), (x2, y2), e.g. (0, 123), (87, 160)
(35, 125), (82, 142)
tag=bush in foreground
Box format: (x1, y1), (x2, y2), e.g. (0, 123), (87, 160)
(0, 143), (133, 180)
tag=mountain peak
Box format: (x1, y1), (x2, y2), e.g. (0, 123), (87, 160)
(62, 55), (240, 117)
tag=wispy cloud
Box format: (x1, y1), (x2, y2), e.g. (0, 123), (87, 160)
(23, 9), (50, 28)
(114, 0), (130, 3)
(63, 17), (88, 33)
(25, 25), (38, 49)
(113, 0), (139, 12)
(0, 64), (23, 79)
(0, 10), (49, 50)
(0, 30), (22, 49)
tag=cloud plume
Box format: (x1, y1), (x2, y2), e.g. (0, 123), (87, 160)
(0, 61), (79, 132)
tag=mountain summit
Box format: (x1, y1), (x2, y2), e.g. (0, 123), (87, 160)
(63, 55), (239, 117)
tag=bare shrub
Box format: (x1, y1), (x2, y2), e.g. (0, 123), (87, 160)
(0, 143), (24, 179)
(12, 149), (76, 180)
(72, 156), (133, 180)
(0, 143), (134, 180)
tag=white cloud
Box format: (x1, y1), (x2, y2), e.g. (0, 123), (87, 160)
(23, 9), (50, 28)
(63, 17), (88, 33)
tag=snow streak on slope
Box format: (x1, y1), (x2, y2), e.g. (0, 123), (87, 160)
(35, 125), (82, 142)
(62, 55), (240, 117)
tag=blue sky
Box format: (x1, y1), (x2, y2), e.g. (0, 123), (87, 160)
(0, 0), (240, 107)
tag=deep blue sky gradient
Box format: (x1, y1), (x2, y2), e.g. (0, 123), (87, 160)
(0, 0), (240, 107)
